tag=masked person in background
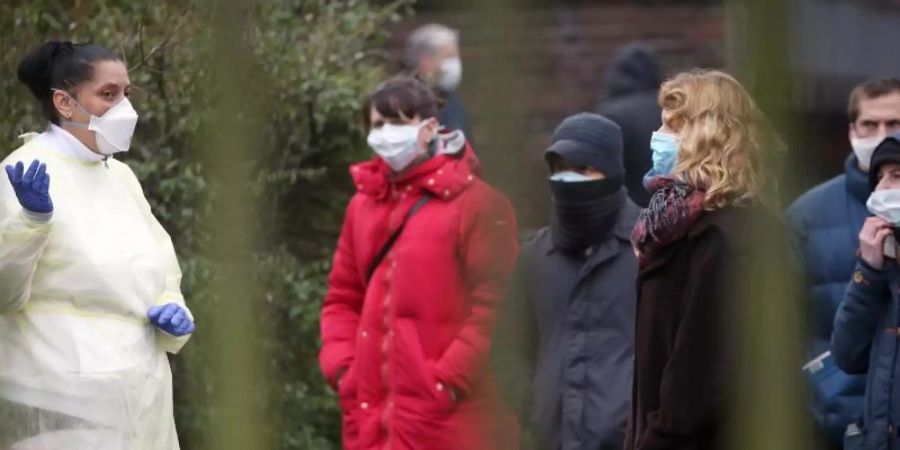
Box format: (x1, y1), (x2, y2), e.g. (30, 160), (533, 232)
(405, 23), (471, 138)
(492, 113), (638, 450)
(318, 76), (519, 450)
(0, 41), (194, 450)
(787, 77), (900, 450)
(833, 134), (900, 450)
(626, 70), (787, 450)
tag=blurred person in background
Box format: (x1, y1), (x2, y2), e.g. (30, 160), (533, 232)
(596, 42), (664, 207)
(0, 41), (194, 450)
(405, 23), (472, 138)
(626, 69), (786, 450)
(492, 112), (639, 450)
(788, 77), (900, 449)
(832, 134), (900, 450)
(318, 76), (519, 450)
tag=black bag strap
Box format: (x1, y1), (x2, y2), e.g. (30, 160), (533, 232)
(366, 196), (430, 283)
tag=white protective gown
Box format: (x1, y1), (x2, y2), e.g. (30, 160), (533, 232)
(0, 125), (191, 450)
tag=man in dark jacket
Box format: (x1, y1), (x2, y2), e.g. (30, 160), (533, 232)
(596, 42), (663, 207)
(492, 113), (639, 450)
(833, 134), (900, 450)
(406, 23), (472, 138)
(787, 77), (900, 448)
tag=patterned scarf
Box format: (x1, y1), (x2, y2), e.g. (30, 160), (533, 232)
(631, 177), (706, 266)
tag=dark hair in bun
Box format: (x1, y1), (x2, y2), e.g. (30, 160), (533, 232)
(17, 41), (122, 125)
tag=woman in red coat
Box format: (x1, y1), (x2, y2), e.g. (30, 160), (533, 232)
(319, 76), (520, 450)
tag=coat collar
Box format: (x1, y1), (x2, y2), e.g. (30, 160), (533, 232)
(844, 153), (870, 204)
(349, 135), (481, 202)
(639, 205), (765, 275)
(546, 199), (640, 256)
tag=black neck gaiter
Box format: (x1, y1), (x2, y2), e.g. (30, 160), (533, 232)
(549, 177), (626, 253)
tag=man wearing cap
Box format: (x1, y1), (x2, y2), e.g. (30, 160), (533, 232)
(492, 113), (639, 450)
(833, 134), (900, 450)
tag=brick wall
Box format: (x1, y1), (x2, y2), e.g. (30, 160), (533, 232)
(389, 3), (724, 228)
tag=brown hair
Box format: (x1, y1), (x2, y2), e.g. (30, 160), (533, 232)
(848, 77), (900, 123)
(660, 69), (786, 210)
(363, 75), (438, 129)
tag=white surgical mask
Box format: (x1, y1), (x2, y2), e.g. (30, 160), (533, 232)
(438, 57), (462, 92)
(867, 188), (900, 225)
(58, 91), (139, 155)
(367, 123), (424, 172)
(851, 135), (884, 172)
(550, 171), (594, 183)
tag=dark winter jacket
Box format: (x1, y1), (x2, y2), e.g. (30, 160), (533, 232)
(596, 43), (663, 207)
(439, 89), (472, 140)
(786, 154), (869, 444)
(626, 206), (787, 450)
(493, 201), (640, 450)
(832, 258), (900, 450)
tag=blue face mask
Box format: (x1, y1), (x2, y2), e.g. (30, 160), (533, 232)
(643, 131), (680, 189)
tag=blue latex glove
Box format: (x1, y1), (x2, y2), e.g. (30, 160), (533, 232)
(148, 303), (195, 336)
(5, 160), (53, 214)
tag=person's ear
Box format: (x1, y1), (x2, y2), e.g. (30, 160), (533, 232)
(52, 90), (74, 120)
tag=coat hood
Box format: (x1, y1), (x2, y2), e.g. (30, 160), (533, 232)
(603, 43), (663, 99)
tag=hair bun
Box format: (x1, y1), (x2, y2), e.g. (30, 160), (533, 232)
(17, 41), (73, 98)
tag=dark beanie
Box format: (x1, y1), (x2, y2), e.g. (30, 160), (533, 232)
(545, 112), (624, 181)
(869, 133), (900, 191)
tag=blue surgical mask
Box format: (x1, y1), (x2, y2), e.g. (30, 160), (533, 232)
(643, 131), (680, 189)
(550, 171), (594, 183)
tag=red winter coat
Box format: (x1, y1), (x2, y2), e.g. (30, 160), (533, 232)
(319, 139), (520, 450)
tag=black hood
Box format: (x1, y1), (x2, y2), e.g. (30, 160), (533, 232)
(603, 42), (663, 99)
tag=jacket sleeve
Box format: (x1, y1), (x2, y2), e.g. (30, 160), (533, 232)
(636, 230), (729, 450)
(490, 252), (537, 422)
(319, 198), (365, 388)
(0, 167), (52, 314)
(832, 259), (889, 375)
(434, 189), (520, 396)
(120, 165), (193, 354)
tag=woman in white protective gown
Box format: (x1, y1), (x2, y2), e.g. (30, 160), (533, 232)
(0, 41), (195, 450)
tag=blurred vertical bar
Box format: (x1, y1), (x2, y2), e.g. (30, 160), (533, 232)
(456, 0), (535, 227)
(193, 0), (273, 449)
(727, 1), (811, 449)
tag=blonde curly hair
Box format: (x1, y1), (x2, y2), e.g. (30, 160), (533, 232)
(661, 70), (784, 210)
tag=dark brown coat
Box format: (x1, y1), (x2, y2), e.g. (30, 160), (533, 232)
(625, 206), (764, 450)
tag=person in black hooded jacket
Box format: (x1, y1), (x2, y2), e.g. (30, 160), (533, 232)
(597, 42), (664, 207)
(492, 113), (639, 450)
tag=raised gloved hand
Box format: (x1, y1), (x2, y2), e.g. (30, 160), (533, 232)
(5, 160), (53, 214)
(148, 303), (195, 336)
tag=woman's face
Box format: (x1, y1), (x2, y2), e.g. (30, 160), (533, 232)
(53, 60), (131, 151)
(368, 106), (439, 152)
(56, 60), (132, 120)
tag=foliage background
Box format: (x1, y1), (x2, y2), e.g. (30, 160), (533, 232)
(0, 0), (413, 448)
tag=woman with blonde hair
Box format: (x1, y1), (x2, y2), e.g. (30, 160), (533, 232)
(625, 69), (785, 450)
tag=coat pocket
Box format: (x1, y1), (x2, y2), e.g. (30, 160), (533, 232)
(394, 320), (457, 418)
(843, 423), (867, 450)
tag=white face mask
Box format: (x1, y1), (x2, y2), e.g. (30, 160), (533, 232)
(867, 188), (900, 225)
(851, 134), (884, 172)
(550, 171), (594, 183)
(59, 91), (139, 155)
(438, 57), (462, 92)
(367, 123), (424, 172)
